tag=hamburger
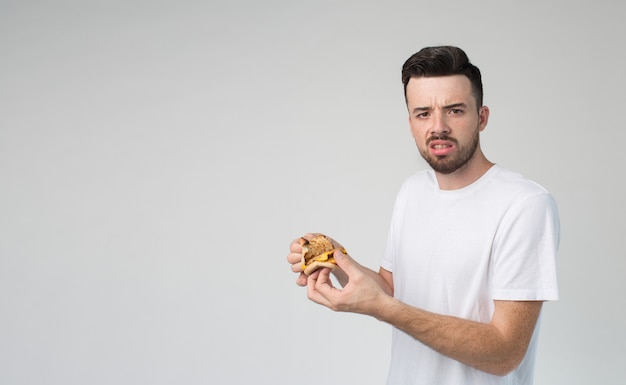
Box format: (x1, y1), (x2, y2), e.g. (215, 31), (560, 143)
(300, 234), (347, 276)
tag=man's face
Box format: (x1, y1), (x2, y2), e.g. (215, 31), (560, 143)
(406, 75), (489, 174)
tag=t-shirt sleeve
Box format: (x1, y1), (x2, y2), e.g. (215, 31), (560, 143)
(381, 230), (395, 272)
(380, 182), (409, 273)
(491, 191), (560, 300)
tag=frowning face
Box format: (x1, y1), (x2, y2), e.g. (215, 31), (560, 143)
(406, 75), (489, 175)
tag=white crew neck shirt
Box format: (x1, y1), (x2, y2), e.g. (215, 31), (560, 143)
(381, 165), (559, 385)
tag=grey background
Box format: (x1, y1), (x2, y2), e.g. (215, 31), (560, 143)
(1, 0), (624, 384)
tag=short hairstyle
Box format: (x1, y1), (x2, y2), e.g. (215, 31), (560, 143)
(401, 46), (483, 108)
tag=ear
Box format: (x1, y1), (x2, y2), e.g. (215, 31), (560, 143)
(478, 106), (490, 132)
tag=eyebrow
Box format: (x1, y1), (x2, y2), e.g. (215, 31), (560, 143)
(411, 102), (468, 114)
(444, 102), (467, 110)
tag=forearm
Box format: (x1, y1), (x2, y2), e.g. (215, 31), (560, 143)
(373, 297), (539, 376)
(304, 243), (541, 376)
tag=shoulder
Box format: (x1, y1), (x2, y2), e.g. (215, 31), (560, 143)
(489, 166), (560, 225)
(489, 165), (555, 202)
(399, 169), (437, 193)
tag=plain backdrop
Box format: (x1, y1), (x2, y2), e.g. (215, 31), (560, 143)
(1, 1), (624, 384)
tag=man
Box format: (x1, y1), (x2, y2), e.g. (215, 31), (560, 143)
(286, 46), (559, 385)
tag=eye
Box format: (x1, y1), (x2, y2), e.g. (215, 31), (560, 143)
(416, 111), (430, 118)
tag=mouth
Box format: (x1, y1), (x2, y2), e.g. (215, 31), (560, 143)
(428, 139), (455, 156)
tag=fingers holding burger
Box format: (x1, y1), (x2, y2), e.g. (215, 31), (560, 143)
(299, 234), (347, 276)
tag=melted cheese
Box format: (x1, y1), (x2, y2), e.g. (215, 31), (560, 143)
(302, 249), (344, 270)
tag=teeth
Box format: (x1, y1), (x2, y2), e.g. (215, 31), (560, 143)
(433, 144), (449, 149)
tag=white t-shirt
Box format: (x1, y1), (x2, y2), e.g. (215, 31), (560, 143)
(381, 165), (559, 385)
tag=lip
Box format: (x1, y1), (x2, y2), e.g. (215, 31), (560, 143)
(428, 139), (455, 156)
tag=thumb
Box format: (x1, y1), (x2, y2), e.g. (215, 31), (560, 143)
(333, 248), (360, 276)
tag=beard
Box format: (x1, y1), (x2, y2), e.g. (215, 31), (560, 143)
(420, 131), (480, 175)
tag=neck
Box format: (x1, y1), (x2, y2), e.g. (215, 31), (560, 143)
(435, 151), (494, 190)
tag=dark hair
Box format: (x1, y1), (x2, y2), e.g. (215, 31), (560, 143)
(401, 46), (483, 108)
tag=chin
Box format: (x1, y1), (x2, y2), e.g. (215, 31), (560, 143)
(428, 157), (470, 175)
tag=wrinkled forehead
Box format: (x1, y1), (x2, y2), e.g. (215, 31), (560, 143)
(405, 75), (478, 109)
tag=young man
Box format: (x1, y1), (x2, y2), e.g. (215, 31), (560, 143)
(287, 46), (559, 385)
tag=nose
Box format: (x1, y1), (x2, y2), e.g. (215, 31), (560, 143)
(430, 112), (450, 137)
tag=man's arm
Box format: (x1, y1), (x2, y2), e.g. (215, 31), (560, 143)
(376, 297), (542, 376)
(307, 251), (542, 376)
